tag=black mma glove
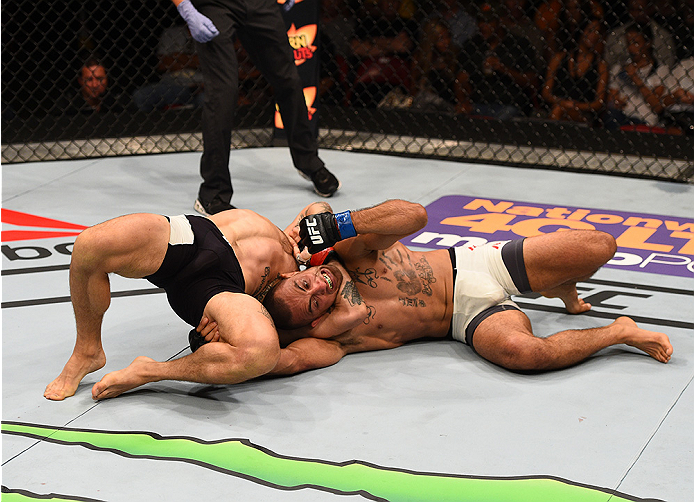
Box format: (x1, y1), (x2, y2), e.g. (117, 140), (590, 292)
(299, 211), (356, 253)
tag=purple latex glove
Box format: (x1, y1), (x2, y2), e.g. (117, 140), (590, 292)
(177, 0), (219, 43)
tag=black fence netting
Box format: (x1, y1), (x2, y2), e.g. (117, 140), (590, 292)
(2, 0), (693, 181)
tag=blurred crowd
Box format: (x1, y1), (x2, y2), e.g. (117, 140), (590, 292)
(318, 0), (694, 134)
(62, 0), (694, 136)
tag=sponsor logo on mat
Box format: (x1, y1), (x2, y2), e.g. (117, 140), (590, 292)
(402, 196), (694, 278)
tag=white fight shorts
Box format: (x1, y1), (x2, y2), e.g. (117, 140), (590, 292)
(448, 239), (531, 351)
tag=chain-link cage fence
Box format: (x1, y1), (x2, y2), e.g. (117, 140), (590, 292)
(2, 0), (693, 181)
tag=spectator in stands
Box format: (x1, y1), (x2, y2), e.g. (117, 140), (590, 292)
(348, 0), (418, 107)
(64, 57), (117, 114)
(426, 0), (477, 50)
(542, 18), (608, 123)
(660, 57), (694, 134)
(410, 17), (462, 113)
(604, 24), (679, 131)
(319, 0), (356, 106)
(499, 0), (547, 71)
(535, 0), (604, 57)
(457, 3), (539, 120)
(132, 23), (203, 111)
(604, 0), (676, 69)
(668, 0), (694, 61)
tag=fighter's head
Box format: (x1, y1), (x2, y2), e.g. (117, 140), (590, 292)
(263, 263), (343, 329)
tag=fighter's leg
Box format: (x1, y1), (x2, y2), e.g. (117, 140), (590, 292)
(472, 309), (672, 371)
(92, 292), (280, 399)
(45, 213), (170, 400)
(522, 230), (617, 313)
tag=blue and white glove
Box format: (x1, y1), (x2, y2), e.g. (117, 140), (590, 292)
(177, 0), (219, 43)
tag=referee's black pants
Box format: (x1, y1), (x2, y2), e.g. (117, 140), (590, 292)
(193, 0), (324, 205)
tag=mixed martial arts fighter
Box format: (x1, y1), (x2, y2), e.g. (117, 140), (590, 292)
(194, 200), (673, 374)
(44, 203), (340, 401)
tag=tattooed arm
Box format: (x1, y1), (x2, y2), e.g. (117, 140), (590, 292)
(278, 278), (369, 342)
(334, 200), (427, 258)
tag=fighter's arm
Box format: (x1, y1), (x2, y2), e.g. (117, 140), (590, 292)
(279, 277), (368, 343)
(196, 279), (365, 349)
(92, 294), (280, 400)
(299, 199), (427, 258)
(270, 337), (348, 375)
(335, 199), (428, 257)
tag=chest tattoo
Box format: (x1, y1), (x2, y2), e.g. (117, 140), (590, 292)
(347, 266), (381, 288)
(414, 257), (436, 295)
(342, 280), (363, 306)
(342, 280), (376, 324)
(252, 267), (280, 302)
(399, 297), (426, 307)
(384, 250), (436, 297)
(363, 304), (376, 325)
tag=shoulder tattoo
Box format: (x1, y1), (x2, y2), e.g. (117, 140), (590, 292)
(258, 304), (276, 328)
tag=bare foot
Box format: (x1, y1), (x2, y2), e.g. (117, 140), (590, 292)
(615, 317), (673, 363)
(44, 350), (107, 401)
(540, 283), (591, 314)
(91, 356), (155, 400)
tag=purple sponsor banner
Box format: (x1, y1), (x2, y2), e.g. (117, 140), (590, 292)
(401, 195), (694, 279)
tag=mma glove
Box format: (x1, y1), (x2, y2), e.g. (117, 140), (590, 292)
(308, 247), (337, 267)
(299, 211), (357, 254)
(177, 0), (219, 43)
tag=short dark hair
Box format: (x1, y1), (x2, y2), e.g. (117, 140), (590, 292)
(263, 280), (304, 330)
(83, 56), (102, 68)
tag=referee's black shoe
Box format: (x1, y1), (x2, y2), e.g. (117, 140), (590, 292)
(298, 167), (341, 197)
(194, 198), (236, 216)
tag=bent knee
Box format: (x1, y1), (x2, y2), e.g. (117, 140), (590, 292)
(71, 227), (107, 270)
(487, 334), (554, 371)
(589, 231), (617, 262)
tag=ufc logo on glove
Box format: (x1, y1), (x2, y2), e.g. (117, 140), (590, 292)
(305, 218), (324, 245)
(299, 211), (356, 254)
